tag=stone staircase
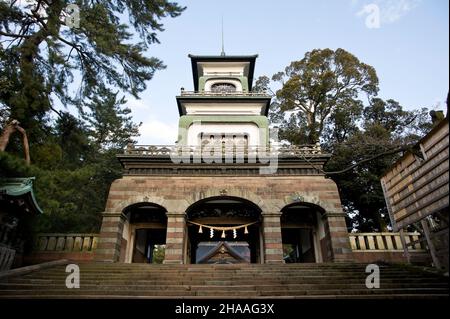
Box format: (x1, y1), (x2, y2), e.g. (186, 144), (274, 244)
(0, 262), (448, 299)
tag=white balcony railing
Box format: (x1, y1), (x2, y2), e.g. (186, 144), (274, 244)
(179, 90), (271, 97)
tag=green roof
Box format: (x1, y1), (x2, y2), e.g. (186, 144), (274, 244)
(0, 177), (43, 214)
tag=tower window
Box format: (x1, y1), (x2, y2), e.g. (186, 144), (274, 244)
(211, 83), (236, 93)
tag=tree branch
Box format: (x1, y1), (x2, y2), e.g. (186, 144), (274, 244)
(324, 144), (413, 176)
(0, 30), (31, 38)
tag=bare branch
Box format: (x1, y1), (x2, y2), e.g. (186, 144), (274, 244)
(0, 30), (31, 38)
(324, 145), (412, 176)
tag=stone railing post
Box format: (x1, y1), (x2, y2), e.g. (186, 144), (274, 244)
(262, 212), (284, 264)
(163, 212), (185, 264)
(94, 212), (127, 262)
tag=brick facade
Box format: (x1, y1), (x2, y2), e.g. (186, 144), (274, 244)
(95, 175), (353, 264)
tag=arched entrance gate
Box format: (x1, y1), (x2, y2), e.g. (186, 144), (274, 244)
(280, 202), (325, 263)
(121, 202), (167, 263)
(103, 197), (333, 265)
(185, 196), (263, 264)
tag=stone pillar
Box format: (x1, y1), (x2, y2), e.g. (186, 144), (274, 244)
(163, 212), (185, 264)
(94, 212), (127, 262)
(262, 212), (284, 264)
(322, 211), (353, 262)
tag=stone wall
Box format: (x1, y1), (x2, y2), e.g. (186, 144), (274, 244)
(352, 251), (431, 265)
(23, 251), (95, 265)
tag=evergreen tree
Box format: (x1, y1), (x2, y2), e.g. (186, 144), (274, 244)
(1, 0), (185, 140)
(0, 0), (185, 233)
(258, 48), (434, 231)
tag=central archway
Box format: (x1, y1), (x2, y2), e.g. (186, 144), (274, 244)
(185, 196), (263, 264)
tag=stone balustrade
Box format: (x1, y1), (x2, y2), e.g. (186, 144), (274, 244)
(0, 244), (15, 271)
(35, 232), (425, 253)
(349, 232), (425, 251)
(25, 232), (427, 266)
(36, 233), (99, 252)
(123, 144), (323, 157)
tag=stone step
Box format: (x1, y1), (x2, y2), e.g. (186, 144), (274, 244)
(15, 274), (442, 282)
(7, 271), (445, 280)
(61, 268), (371, 272)
(0, 262), (447, 299)
(18, 266), (439, 275)
(0, 276), (448, 285)
(1, 293), (447, 300)
(0, 287), (447, 297)
(30, 269), (426, 277)
(1, 282), (447, 291)
(45, 264), (396, 270)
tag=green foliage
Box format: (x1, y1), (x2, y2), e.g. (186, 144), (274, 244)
(263, 48), (434, 231)
(82, 86), (141, 150)
(152, 245), (165, 264)
(271, 48), (379, 144)
(324, 100), (432, 231)
(0, 150), (120, 233)
(0, 0), (185, 137)
(0, 0), (185, 233)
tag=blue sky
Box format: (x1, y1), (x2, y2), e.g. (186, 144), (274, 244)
(126, 0), (449, 144)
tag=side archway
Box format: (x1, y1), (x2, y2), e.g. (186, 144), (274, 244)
(108, 194), (167, 214)
(121, 202), (168, 264)
(280, 201), (326, 263)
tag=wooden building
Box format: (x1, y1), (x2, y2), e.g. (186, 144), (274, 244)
(381, 114), (449, 271)
(0, 177), (43, 270)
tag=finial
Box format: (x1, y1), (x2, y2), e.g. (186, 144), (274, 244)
(221, 16), (225, 56)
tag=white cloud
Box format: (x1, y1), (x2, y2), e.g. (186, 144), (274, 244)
(137, 119), (178, 145)
(122, 95), (178, 145)
(355, 0), (422, 26)
(380, 0), (421, 24)
(125, 95), (148, 111)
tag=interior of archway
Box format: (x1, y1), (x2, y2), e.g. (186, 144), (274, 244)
(122, 203), (167, 264)
(281, 203), (325, 263)
(186, 197), (262, 264)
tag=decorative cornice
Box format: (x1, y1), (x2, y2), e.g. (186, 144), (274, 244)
(166, 212), (186, 218)
(102, 211), (127, 220)
(322, 211), (347, 219)
(261, 212), (282, 218)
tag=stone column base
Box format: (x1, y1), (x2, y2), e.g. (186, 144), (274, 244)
(262, 213), (284, 264)
(94, 212), (127, 262)
(163, 213), (185, 264)
(323, 212), (353, 263)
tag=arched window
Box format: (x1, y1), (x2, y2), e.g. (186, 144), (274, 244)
(211, 83), (236, 93)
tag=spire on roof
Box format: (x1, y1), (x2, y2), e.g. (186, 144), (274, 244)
(221, 16), (225, 56)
